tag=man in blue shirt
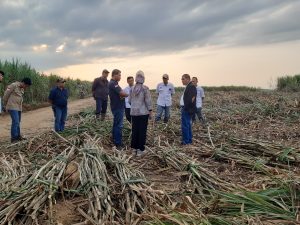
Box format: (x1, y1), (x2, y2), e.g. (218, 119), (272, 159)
(109, 69), (128, 149)
(49, 78), (69, 132)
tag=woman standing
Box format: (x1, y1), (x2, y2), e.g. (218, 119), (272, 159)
(129, 70), (152, 156)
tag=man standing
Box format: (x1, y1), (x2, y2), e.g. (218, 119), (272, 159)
(109, 69), (128, 149)
(180, 74), (197, 145)
(192, 77), (205, 124)
(49, 78), (69, 132)
(155, 74), (175, 123)
(0, 71), (4, 114)
(92, 69), (109, 120)
(123, 76), (134, 123)
(3, 77), (32, 142)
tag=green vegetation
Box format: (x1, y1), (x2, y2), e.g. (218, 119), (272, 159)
(0, 59), (92, 105)
(277, 74), (300, 91)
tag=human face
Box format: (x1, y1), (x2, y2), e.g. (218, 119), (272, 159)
(181, 76), (190, 86)
(102, 72), (109, 79)
(0, 75), (3, 82)
(163, 77), (168, 84)
(127, 78), (134, 86)
(114, 72), (121, 82)
(57, 82), (66, 88)
(192, 78), (198, 86)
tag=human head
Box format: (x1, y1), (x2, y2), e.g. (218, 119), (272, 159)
(111, 69), (121, 82)
(192, 77), (198, 86)
(181, 74), (191, 86)
(0, 70), (4, 82)
(102, 69), (110, 79)
(56, 78), (66, 88)
(127, 76), (134, 86)
(21, 77), (32, 89)
(162, 74), (169, 85)
(135, 70), (145, 84)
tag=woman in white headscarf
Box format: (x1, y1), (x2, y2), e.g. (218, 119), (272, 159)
(129, 70), (152, 156)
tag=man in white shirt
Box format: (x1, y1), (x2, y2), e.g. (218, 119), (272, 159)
(123, 76), (134, 123)
(155, 74), (175, 123)
(192, 77), (205, 124)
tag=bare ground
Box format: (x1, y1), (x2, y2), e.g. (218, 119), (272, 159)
(0, 98), (95, 141)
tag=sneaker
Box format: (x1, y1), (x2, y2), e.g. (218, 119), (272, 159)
(136, 149), (145, 157)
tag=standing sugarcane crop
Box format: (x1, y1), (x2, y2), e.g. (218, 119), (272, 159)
(3, 77), (32, 143)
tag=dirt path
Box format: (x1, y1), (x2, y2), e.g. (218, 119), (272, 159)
(0, 98), (95, 140)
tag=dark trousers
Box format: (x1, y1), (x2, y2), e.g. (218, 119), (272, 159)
(181, 108), (193, 144)
(192, 107), (204, 122)
(95, 98), (108, 115)
(53, 106), (68, 132)
(9, 110), (21, 140)
(131, 115), (149, 151)
(125, 108), (131, 123)
(112, 108), (124, 146)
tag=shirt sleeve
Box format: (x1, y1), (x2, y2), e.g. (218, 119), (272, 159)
(144, 87), (152, 111)
(92, 79), (97, 92)
(155, 84), (159, 94)
(201, 88), (205, 98)
(110, 83), (122, 95)
(48, 89), (55, 101)
(3, 83), (16, 106)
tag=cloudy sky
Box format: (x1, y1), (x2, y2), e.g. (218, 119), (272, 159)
(1, 0), (300, 88)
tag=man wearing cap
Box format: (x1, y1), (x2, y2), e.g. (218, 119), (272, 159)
(0, 71), (5, 114)
(3, 77), (32, 142)
(155, 74), (175, 123)
(92, 69), (110, 120)
(49, 78), (69, 132)
(109, 69), (128, 149)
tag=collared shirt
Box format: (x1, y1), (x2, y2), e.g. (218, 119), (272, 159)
(92, 77), (109, 100)
(156, 82), (175, 107)
(109, 79), (124, 111)
(123, 85), (133, 108)
(49, 87), (69, 107)
(196, 86), (205, 108)
(3, 81), (24, 111)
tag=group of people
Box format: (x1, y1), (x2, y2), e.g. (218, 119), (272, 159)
(92, 69), (205, 156)
(0, 68), (205, 156)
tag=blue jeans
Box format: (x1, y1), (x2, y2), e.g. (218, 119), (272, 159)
(53, 106), (68, 132)
(181, 108), (193, 144)
(112, 108), (124, 146)
(155, 105), (170, 122)
(9, 110), (21, 140)
(95, 98), (108, 115)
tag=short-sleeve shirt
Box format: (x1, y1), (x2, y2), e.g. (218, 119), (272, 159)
(196, 86), (205, 108)
(109, 79), (124, 111)
(123, 85), (133, 108)
(48, 87), (69, 107)
(156, 82), (175, 107)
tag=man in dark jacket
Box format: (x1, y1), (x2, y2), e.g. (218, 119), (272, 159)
(49, 78), (69, 132)
(180, 74), (197, 145)
(92, 69), (109, 120)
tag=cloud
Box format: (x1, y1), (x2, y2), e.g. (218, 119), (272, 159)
(0, 0), (299, 70)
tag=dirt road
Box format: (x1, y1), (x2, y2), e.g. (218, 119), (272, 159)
(0, 98), (95, 140)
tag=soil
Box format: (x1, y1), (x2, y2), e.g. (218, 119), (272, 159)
(0, 97), (95, 141)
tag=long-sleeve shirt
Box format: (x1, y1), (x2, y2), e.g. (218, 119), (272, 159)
(3, 82), (24, 111)
(129, 85), (152, 116)
(92, 77), (109, 100)
(123, 85), (133, 108)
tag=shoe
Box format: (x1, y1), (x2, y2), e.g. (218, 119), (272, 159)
(115, 145), (124, 151)
(136, 149), (145, 157)
(18, 136), (27, 141)
(11, 138), (20, 143)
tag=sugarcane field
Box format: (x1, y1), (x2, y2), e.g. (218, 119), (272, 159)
(0, 89), (299, 225)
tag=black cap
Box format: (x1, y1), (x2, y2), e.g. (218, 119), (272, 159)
(0, 70), (4, 76)
(56, 78), (66, 83)
(102, 69), (110, 74)
(22, 77), (32, 86)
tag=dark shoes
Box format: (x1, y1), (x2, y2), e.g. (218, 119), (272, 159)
(11, 136), (27, 143)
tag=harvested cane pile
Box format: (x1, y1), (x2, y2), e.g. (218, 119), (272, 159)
(0, 90), (299, 224)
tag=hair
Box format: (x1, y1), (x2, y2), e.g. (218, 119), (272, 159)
(112, 69), (121, 77)
(192, 77), (198, 81)
(0, 70), (4, 76)
(182, 74), (191, 80)
(127, 76), (134, 81)
(21, 77), (32, 86)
